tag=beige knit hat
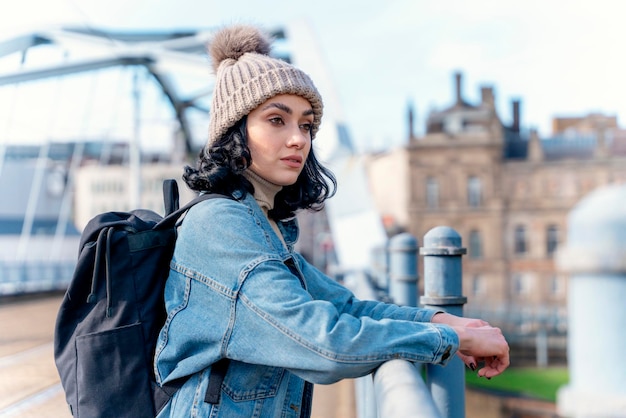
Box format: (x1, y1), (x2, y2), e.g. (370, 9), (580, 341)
(207, 25), (323, 147)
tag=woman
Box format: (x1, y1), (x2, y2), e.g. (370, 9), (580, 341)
(154, 24), (509, 417)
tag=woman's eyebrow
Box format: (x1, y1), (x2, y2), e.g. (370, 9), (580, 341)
(261, 102), (314, 117)
(261, 102), (292, 114)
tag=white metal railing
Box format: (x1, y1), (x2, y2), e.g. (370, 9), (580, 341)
(346, 229), (468, 418)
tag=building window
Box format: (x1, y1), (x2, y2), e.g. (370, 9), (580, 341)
(546, 224), (559, 257)
(468, 176), (482, 207)
(514, 225), (527, 255)
(468, 230), (482, 259)
(426, 177), (439, 209)
(549, 275), (561, 296)
(513, 273), (530, 295)
(513, 274), (522, 294)
(471, 275), (483, 296)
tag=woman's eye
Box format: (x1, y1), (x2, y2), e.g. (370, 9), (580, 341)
(300, 123), (312, 132)
(269, 117), (284, 125)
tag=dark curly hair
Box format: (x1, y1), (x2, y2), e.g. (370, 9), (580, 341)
(184, 117), (336, 220)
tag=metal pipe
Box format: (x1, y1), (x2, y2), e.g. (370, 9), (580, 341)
(420, 226), (468, 418)
(349, 271), (381, 418)
(374, 360), (442, 418)
(130, 69), (142, 209)
(388, 233), (419, 307)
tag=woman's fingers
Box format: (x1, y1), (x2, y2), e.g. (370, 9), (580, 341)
(456, 352), (477, 370)
(475, 352), (510, 378)
(455, 325), (510, 378)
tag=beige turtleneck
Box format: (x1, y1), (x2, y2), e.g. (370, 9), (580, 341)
(242, 170), (287, 248)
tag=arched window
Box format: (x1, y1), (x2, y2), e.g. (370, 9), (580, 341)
(468, 230), (482, 259)
(468, 176), (482, 207)
(514, 225), (527, 255)
(426, 177), (439, 209)
(546, 224), (559, 257)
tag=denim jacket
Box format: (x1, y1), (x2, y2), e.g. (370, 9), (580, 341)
(154, 192), (459, 418)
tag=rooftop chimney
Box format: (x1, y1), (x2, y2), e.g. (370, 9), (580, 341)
(455, 72), (463, 105)
(512, 100), (520, 132)
(480, 86), (494, 109)
(528, 128), (543, 162)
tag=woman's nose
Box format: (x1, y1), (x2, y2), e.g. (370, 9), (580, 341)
(287, 126), (307, 148)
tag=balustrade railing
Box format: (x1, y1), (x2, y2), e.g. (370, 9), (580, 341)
(347, 227), (467, 418)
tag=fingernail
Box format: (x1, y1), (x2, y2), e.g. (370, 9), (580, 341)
(469, 363), (476, 371)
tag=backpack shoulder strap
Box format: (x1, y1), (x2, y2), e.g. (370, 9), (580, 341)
(163, 179), (180, 216)
(157, 180), (228, 230)
(156, 193), (223, 229)
(157, 358), (230, 407)
(204, 359), (230, 404)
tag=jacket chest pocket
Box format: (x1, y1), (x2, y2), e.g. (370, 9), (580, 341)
(221, 361), (285, 402)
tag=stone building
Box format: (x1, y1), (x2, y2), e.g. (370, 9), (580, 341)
(371, 72), (626, 322)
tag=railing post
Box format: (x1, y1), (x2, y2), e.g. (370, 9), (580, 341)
(556, 184), (626, 416)
(420, 226), (467, 418)
(371, 243), (389, 292)
(388, 233), (419, 307)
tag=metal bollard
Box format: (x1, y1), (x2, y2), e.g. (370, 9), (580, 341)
(420, 226), (467, 418)
(388, 233), (419, 307)
(556, 184), (626, 417)
(371, 244), (389, 291)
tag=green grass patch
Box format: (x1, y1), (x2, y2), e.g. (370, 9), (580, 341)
(465, 367), (569, 402)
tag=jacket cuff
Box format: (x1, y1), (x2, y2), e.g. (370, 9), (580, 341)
(431, 324), (459, 366)
(413, 307), (444, 323)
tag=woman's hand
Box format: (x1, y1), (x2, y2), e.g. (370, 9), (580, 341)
(432, 313), (510, 378)
(453, 325), (510, 378)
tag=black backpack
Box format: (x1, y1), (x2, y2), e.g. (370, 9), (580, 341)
(54, 179), (229, 417)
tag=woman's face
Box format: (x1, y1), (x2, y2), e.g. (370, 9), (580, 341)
(246, 94), (314, 186)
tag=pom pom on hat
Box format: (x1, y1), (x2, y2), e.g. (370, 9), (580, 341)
(206, 24), (323, 147)
(209, 25), (271, 73)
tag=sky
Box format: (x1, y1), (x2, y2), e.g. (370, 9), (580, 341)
(1, 0), (626, 153)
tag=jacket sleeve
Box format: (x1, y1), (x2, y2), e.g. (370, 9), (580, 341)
(295, 253), (440, 323)
(228, 256), (458, 384)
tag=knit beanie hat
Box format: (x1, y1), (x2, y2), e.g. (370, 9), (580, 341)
(207, 25), (323, 147)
